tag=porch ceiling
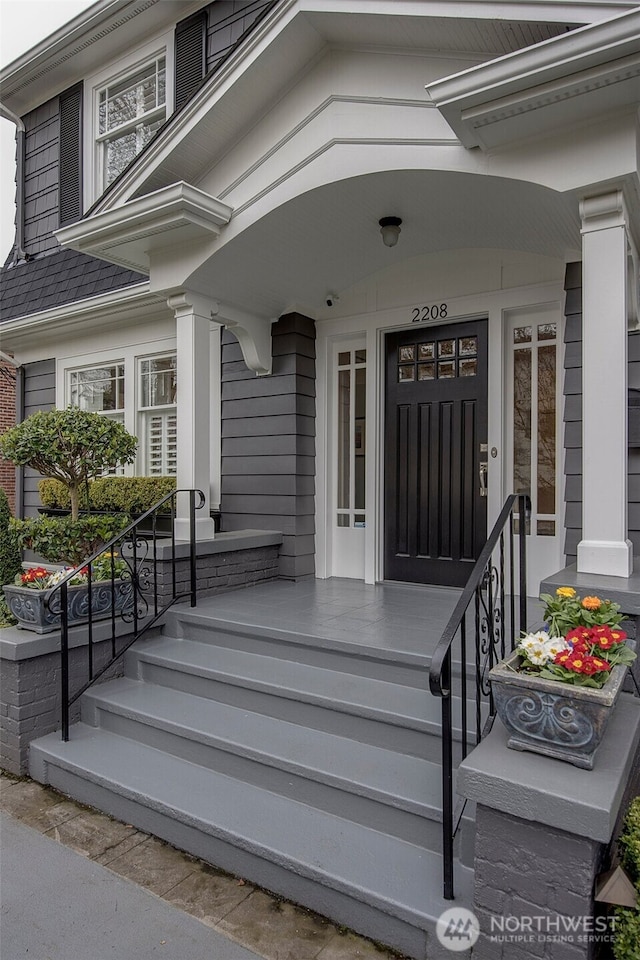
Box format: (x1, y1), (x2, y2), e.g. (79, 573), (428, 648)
(186, 168), (581, 319)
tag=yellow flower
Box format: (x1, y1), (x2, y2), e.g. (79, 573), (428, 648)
(581, 596), (602, 611)
(556, 587), (576, 599)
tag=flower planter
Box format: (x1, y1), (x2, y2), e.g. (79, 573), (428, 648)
(3, 579), (135, 634)
(489, 644), (634, 769)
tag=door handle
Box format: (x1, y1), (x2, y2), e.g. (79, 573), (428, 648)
(479, 462), (488, 498)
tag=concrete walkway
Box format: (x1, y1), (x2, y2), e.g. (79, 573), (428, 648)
(0, 774), (399, 960)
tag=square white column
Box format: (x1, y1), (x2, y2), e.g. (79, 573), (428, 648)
(577, 191), (632, 577)
(169, 292), (217, 541)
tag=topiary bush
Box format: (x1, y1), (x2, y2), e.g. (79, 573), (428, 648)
(613, 795), (640, 959)
(11, 514), (129, 567)
(0, 407), (137, 520)
(38, 476), (176, 514)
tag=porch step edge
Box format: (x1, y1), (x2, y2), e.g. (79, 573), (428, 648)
(81, 677), (444, 825)
(29, 726), (474, 949)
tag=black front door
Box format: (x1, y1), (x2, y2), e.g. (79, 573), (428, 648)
(384, 319), (488, 586)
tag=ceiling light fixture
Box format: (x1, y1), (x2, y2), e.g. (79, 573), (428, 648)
(379, 216), (402, 247)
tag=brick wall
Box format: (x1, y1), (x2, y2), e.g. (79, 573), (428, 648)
(0, 361), (17, 514)
(0, 640), (124, 774)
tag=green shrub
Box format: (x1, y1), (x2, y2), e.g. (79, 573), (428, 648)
(90, 476), (175, 513)
(614, 795), (640, 960)
(38, 476), (175, 514)
(11, 514), (129, 566)
(0, 488), (22, 587)
(0, 408), (137, 519)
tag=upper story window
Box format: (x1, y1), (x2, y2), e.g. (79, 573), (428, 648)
(85, 31), (173, 205)
(98, 57), (166, 188)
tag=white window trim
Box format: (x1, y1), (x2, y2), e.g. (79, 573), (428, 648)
(83, 29), (175, 208)
(57, 338), (177, 477)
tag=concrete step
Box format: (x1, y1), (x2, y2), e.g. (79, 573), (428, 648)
(81, 677), (445, 847)
(29, 725), (474, 960)
(127, 635), (479, 761)
(164, 606), (430, 687)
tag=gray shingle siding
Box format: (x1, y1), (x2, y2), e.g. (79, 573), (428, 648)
(23, 97), (60, 258)
(220, 314), (316, 579)
(0, 249), (145, 322)
(562, 261), (640, 561)
(21, 360), (55, 519)
(628, 332), (640, 554)
(205, 0), (275, 73)
(563, 262), (582, 563)
(1, 86), (146, 321)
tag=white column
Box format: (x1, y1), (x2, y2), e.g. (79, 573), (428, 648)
(168, 291), (217, 541)
(577, 191), (632, 577)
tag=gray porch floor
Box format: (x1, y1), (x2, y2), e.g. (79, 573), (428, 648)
(192, 578), (544, 665)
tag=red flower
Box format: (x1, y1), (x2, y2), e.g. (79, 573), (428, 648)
(21, 566), (49, 585)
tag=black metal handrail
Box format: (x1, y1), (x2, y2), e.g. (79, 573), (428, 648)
(429, 493), (528, 900)
(44, 488), (205, 740)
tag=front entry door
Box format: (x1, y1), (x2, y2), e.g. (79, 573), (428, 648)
(384, 320), (488, 586)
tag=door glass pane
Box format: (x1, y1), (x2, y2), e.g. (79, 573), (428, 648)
(514, 326), (532, 343)
(438, 360), (455, 379)
(537, 323), (556, 342)
(459, 358), (477, 377)
(459, 337), (477, 356)
(513, 348), (532, 502)
(438, 340), (455, 358)
(399, 345), (415, 362)
(418, 362), (435, 380)
(337, 369), (350, 509)
(537, 520), (555, 536)
(398, 365), (415, 382)
(355, 368), (366, 510)
(418, 343), (434, 359)
(537, 344), (556, 515)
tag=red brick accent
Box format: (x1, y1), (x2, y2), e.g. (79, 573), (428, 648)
(0, 361), (17, 515)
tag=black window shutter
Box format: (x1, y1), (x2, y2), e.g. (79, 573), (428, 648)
(59, 83), (83, 226)
(175, 10), (207, 112)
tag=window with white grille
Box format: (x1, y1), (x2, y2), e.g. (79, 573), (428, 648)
(97, 55), (166, 190)
(139, 354), (177, 475)
(68, 362), (126, 474)
(66, 351), (178, 477)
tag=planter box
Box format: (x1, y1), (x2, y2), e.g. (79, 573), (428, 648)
(3, 579), (135, 635)
(489, 645), (633, 769)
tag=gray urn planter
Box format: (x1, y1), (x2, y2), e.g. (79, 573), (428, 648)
(3, 579), (134, 635)
(489, 645), (634, 769)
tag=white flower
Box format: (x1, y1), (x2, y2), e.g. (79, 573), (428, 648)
(517, 631), (570, 667)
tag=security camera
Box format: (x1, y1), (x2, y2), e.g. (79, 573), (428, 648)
(326, 293), (339, 307)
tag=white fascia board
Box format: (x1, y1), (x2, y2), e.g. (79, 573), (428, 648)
(0, 282), (158, 349)
(426, 7), (640, 147)
(0, 0), (130, 79)
(0, 0), (204, 116)
(56, 182), (233, 273)
(298, 0), (637, 20)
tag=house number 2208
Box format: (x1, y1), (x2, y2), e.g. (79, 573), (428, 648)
(411, 303), (448, 323)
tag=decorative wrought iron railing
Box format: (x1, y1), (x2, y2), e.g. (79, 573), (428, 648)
(45, 489), (205, 741)
(429, 494), (529, 901)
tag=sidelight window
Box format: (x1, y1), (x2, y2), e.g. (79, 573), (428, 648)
(511, 321), (558, 536)
(336, 349), (367, 528)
